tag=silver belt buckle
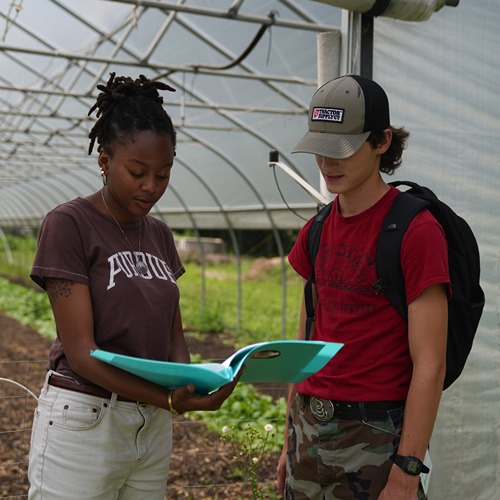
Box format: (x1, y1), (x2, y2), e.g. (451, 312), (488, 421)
(309, 396), (334, 422)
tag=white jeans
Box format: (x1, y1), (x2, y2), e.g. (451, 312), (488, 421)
(28, 371), (172, 500)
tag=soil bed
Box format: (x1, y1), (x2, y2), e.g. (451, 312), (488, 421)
(0, 315), (283, 499)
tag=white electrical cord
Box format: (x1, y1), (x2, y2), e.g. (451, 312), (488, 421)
(0, 377), (39, 401)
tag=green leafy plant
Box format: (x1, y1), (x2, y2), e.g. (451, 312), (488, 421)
(0, 232), (37, 278)
(0, 277), (55, 338)
(178, 259), (303, 348)
(191, 300), (224, 333)
(188, 381), (286, 497)
(189, 382), (286, 448)
(221, 422), (277, 499)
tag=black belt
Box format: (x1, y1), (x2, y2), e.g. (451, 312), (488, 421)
(301, 394), (405, 422)
(48, 374), (140, 403)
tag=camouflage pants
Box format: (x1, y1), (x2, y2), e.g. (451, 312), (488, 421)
(284, 394), (425, 500)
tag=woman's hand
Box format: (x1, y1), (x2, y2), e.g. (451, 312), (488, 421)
(170, 368), (243, 413)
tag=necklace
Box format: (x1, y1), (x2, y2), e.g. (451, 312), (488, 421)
(100, 188), (148, 276)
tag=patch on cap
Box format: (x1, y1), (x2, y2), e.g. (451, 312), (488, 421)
(312, 107), (344, 123)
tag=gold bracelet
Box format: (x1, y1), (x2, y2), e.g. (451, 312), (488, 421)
(167, 389), (180, 416)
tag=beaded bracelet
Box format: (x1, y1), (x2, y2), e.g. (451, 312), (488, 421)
(167, 389), (180, 416)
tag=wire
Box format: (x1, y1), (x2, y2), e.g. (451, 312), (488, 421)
(271, 165), (308, 222)
(0, 377), (39, 401)
(193, 10), (277, 71)
(154, 9), (276, 82)
(266, 11), (277, 66)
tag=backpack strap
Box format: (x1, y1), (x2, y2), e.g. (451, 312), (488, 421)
(374, 191), (430, 320)
(305, 202), (333, 340)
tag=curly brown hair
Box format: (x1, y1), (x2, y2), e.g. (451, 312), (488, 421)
(367, 126), (409, 175)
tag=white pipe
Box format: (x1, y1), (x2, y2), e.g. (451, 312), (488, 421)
(313, 0), (459, 22)
(317, 31), (341, 86)
(268, 158), (330, 206)
(317, 31), (341, 201)
(0, 228), (14, 265)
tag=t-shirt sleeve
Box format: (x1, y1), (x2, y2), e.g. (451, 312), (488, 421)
(288, 218), (314, 280)
(151, 217), (185, 281)
(30, 209), (89, 290)
(401, 209), (451, 305)
(165, 227), (185, 280)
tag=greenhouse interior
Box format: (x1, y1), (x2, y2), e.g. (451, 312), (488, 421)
(0, 1), (499, 498)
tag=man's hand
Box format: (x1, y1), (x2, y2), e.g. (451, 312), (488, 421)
(378, 465), (420, 500)
(276, 450), (287, 497)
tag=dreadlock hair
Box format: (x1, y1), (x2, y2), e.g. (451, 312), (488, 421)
(367, 126), (410, 175)
(88, 73), (177, 156)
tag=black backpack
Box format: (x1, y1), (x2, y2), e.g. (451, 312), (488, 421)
(305, 180), (485, 390)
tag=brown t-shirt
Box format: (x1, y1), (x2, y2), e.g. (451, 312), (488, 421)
(31, 198), (185, 385)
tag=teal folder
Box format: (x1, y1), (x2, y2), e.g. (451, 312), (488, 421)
(91, 340), (343, 394)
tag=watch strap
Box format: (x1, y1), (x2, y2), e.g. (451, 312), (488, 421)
(390, 452), (430, 476)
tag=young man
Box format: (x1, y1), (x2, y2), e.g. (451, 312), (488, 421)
(277, 75), (450, 499)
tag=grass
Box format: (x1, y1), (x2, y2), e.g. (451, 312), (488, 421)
(0, 245), (303, 454)
(0, 232), (306, 342)
(179, 259), (303, 347)
(0, 233), (304, 347)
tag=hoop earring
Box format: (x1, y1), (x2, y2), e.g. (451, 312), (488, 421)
(100, 169), (107, 186)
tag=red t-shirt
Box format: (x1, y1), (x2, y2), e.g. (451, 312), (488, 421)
(288, 187), (450, 401)
(31, 198), (185, 386)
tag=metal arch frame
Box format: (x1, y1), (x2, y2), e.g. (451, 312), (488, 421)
(0, 0), (336, 220)
(0, 45), (317, 86)
(148, 182), (215, 327)
(0, 0), (338, 341)
(0, 147), (99, 201)
(168, 12), (318, 107)
(105, 0), (338, 33)
(172, 127), (290, 337)
(1, 184), (51, 220)
(167, 156), (245, 331)
(0, 190), (26, 223)
(0, 0), (321, 86)
(0, 227), (13, 265)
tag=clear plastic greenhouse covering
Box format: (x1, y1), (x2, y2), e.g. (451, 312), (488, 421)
(0, 0), (344, 230)
(0, 1), (499, 498)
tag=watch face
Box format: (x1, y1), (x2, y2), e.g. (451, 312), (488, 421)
(391, 453), (428, 476)
(406, 458), (420, 474)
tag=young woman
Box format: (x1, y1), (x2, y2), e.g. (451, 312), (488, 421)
(28, 73), (239, 500)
